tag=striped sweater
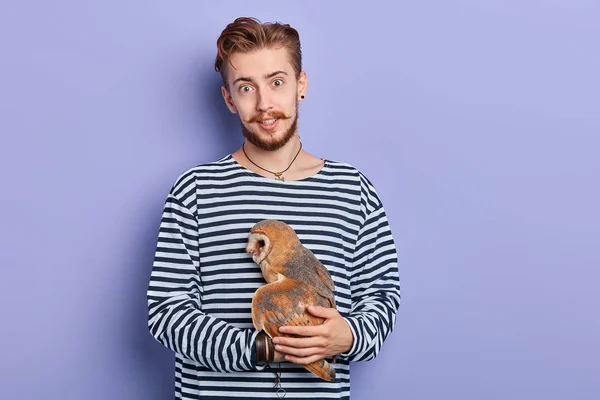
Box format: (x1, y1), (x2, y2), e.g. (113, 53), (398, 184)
(147, 154), (401, 399)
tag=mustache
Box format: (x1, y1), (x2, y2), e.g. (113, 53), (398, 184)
(246, 110), (291, 123)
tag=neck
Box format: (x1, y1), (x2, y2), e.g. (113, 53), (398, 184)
(242, 136), (302, 172)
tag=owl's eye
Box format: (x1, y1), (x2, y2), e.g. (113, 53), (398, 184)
(258, 240), (265, 248)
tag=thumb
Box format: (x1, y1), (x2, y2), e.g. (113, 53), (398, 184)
(307, 305), (338, 318)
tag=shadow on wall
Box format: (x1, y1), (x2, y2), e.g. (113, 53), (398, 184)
(121, 194), (176, 399)
(195, 57), (243, 157)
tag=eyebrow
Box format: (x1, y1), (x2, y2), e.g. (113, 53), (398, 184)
(232, 70), (288, 86)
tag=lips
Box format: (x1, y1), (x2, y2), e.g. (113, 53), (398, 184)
(257, 118), (279, 130)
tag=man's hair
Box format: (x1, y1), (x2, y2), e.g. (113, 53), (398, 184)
(215, 17), (302, 86)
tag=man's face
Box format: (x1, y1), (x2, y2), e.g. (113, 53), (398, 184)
(221, 47), (307, 151)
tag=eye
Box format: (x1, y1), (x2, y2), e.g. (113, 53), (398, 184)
(272, 78), (284, 87)
(258, 239), (265, 248)
(239, 85), (253, 93)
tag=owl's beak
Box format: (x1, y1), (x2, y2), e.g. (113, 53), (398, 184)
(246, 232), (268, 263)
(246, 241), (260, 257)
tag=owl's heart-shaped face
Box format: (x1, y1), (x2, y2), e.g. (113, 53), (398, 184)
(246, 232), (271, 264)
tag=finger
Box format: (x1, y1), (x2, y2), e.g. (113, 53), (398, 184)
(274, 345), (322, 358)
(284, 353), (324, 366)
(307, 305), (340, 319)
(279, 324), (324, 336)
(272, 349), (286, 363)
(273, 335), (324, 348)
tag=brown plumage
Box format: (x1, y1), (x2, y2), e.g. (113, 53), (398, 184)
(246, 219), (337, 381)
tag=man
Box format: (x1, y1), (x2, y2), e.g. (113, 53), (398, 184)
(147, 16), (401, 399)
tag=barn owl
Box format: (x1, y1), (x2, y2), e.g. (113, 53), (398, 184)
(246, 219), (337, 381)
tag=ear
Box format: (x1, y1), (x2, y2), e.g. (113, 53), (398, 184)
(297, 71), (308, 101)
(221, 85), (238, 114)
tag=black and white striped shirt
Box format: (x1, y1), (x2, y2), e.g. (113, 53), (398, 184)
(147, 154), (401, 399)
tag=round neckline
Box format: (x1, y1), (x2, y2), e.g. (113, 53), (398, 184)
(227, 154), (328, 183)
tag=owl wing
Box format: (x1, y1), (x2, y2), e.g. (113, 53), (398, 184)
(251, 275), (338, 381)
(284, 245), (337, 308)
(252, 275), (329, 337)
(314, 262), (336, 307)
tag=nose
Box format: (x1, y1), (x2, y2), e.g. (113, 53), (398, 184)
(256, 88), (274, 112)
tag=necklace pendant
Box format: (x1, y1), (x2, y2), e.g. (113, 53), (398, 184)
(274, 173), (285, 181)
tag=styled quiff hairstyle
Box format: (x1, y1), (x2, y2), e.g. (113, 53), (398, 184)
(215, 17), (302, 86)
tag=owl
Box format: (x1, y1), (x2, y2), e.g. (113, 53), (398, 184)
(246, 219), (337, 381)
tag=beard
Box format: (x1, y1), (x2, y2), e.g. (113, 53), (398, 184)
(241, 104), (299, 151)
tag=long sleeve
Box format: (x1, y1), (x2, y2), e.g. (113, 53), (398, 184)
(146, 191), (261, 372)
(339, 197), (401, 362)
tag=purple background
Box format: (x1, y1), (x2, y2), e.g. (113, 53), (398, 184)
(1, 1), (599, 399)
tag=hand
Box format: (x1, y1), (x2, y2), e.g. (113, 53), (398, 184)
(272, 347), (287, 363)
(271, 306), (354, 365)
(257, 331), (287, 363)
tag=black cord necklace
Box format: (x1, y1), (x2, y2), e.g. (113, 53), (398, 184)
(242, 141), (302, 182)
